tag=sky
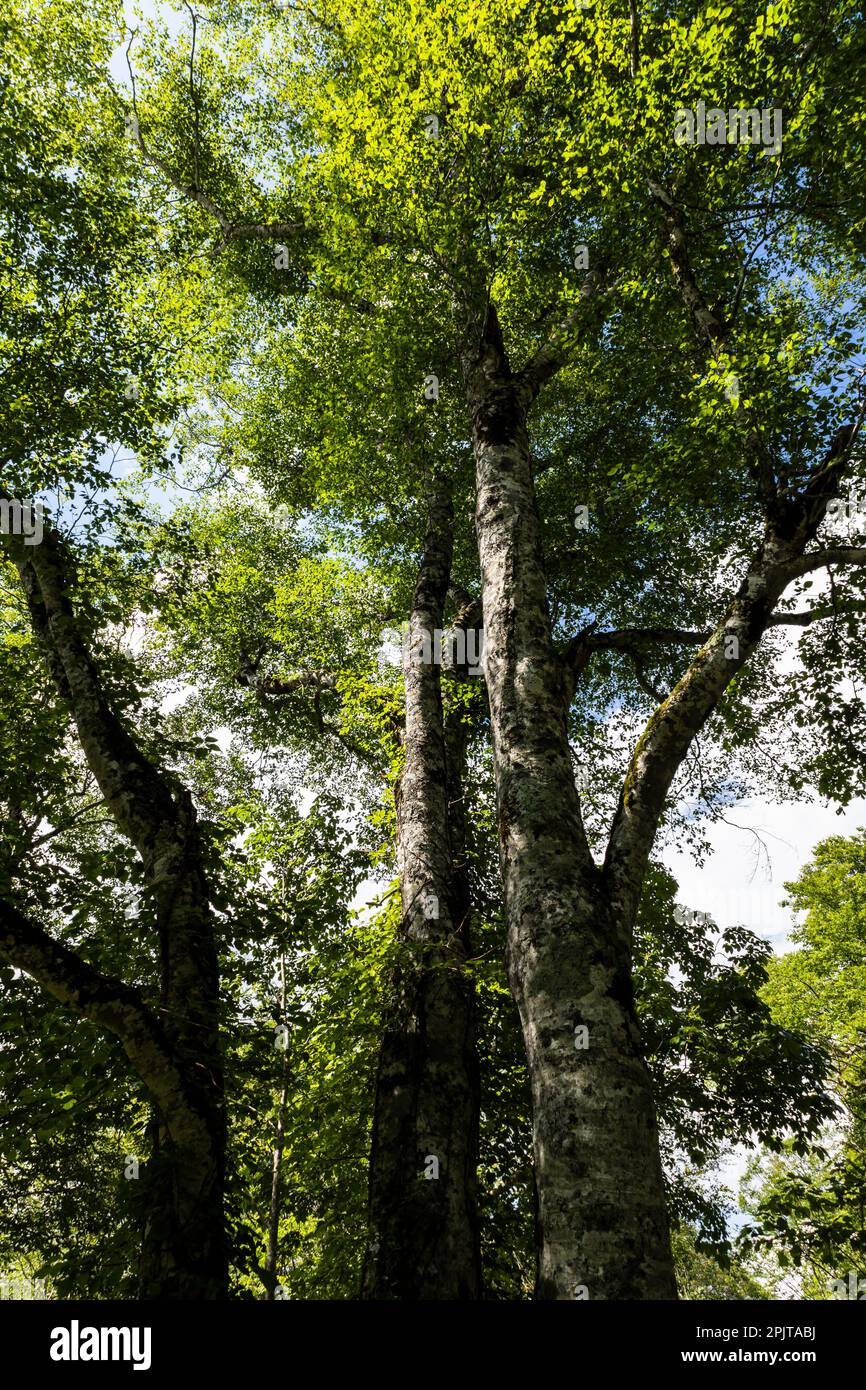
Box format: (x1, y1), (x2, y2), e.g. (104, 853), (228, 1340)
(663, 794), (866, 954)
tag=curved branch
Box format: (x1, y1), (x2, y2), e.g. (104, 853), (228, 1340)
(514, 266), (616, 407)
(0, 897), (210, 1152)
(784, 546), (866, 582)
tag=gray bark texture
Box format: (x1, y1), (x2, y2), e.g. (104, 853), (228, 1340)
(458, 299), (676, 1300)
(362, 477), (481, 1299)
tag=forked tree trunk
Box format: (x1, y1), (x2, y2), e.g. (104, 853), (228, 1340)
(362, 478), (481, 1299)
(458, 302), (676, 1300)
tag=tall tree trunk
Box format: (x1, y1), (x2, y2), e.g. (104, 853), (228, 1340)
(362, 477), (481, 1299)
(5, 520), (227, 1299)
(265, 954), (290, 1300)
(136, 790), (225, 1300)
(458, 302), (676, 1300)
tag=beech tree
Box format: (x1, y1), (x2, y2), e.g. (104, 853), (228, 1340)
(3, 0), (866, 1302)
(117, 0), (866, 1297)
(0, 0), (237, 1296)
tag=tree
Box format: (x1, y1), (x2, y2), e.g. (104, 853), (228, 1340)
(120, 0), (866, 1296)
(128, 490), (840, 1298)
(741, 831), (866, 1296)
(672, 1226), (770, 1301)
(4, 0), (866, 1301)
(0, 0), (232, 1297)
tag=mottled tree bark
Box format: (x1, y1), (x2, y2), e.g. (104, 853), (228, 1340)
(456, 278), (862, 1299)
(458, 299), (677, 1300)
(1, 521), (226, 1299)
(362, 477), (481, 1299)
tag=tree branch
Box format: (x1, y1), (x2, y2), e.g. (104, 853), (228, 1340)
(124, 34), (306, 245)
(628, 0), (641, 79)
(601, 424), (854, 925)
(447, 583), (483, 631)
(253, 670), (338, 696)
(647, 179), (728, 357)
(601, 418), (866, 932)
(514, 266), (617, 407)
(561, 624), (709, 702)
(7, 523), (184, 865)
(769, 599), (866, 627)
(0, 896), (211, 1151)
(783, 546), (866, 581)
(2, 506), (220, 1084)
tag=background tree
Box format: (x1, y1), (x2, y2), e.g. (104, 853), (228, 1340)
(740, 831), (866, 1298)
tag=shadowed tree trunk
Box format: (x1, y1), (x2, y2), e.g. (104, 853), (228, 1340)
(0, 515), (227, 1299)
(362, 475), (481, 1299)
